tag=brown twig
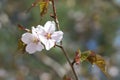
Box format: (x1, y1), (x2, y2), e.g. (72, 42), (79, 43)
(51, 0), (60, 31)
(51, 0), (78, 79)
(56, 45), (79, 80)
(17, 24), (30, 32)
(25, 0), (39, 13)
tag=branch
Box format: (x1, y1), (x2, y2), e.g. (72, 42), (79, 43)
(105, 0), (120, 12)
(51, 0), (78, 79)
(56, 45), (79, 80)
(34, 53), (67, 78)
(51, 0), (60, 31)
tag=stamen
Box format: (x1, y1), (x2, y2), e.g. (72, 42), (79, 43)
(33, 38), (39, 44)
(45, 33), (51, 39)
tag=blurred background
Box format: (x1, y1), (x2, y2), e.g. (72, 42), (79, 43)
(0, 0), (120, 80)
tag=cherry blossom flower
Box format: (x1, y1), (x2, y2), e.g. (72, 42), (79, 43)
(21, 27), (44, 54)
(38, 21), (63, 50)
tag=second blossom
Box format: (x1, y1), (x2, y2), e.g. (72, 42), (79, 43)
(37, 21), (63, 50)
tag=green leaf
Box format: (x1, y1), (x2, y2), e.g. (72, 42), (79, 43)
(80, 50), (91, 62)
(74, 50), (92, 64)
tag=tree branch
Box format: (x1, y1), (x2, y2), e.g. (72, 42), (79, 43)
(51, 0), (60, 31)
(51, 0), (78, 79)
(56, 45), (79, 80)
(34, 53), (67, 78)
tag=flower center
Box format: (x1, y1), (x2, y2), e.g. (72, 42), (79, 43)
(33, 38), (39, 44)
(45, 33), (51, 39)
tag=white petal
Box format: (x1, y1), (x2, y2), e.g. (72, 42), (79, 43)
(36, 25), (43, 28)
(36, 42), (44, 51)
(32, 27), (36, 33)
(32, 27), (38, 37)
(44, 21), (56, 33)
(51, 31), (63, 42)
(21, 33), (33, 44)
(26, 43), (37, 54)
(45, 39), (55, 50)
(39, 35), (48, 45)
(37, 25), (46, 35)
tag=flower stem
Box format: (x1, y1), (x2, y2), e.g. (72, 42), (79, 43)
(56, 45), (78, 80)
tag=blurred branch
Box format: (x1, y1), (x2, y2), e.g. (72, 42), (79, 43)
(105, 0), (120, 12)
(34, 53), (67, 78)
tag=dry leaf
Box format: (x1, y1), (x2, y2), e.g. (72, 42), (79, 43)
(74, 49), (81, 64)
(39, 0), (49, 16)
(63, 75), (72, 80)
(17, 39), (26, 53)
(76, 50), (110, 78)
(87, 52), (111, 78)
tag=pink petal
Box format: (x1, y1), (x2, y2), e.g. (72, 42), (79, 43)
(37, 26), (46, 35)
(45, 39), (55, 50)
(39, 35), (47, 45)
(26, 43), (37, 54)
(36, 25), (43, 28)
(21, 33), (33, 44)
(51, 31), (63, 42)
(44, 21), (55, 33)
(32, 27), (38, 38)
(32, 27), (36, 33)
(36, 42), (44, 51)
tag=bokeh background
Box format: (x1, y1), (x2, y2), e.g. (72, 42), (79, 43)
(0, 0), (120, 80)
